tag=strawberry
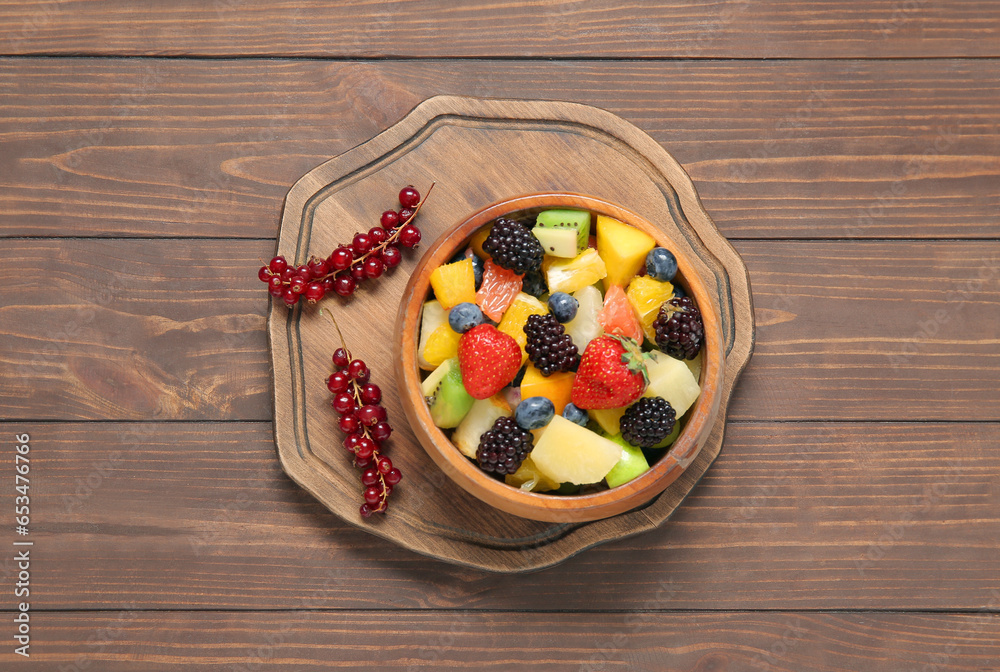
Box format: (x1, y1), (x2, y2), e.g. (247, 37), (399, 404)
(570, 335), (648, 410)
(457, 324), (522, 399)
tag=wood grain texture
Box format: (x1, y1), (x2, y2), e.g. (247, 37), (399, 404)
(2, 59), (998, 239)
(12, 421), (999, 611)
(1, 239), (996, 422)
(1, 1), (998, 58)
(3, 611), (1000, 671)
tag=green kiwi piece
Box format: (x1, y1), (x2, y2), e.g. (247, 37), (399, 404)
(421, 358), (475, 428)
(533, 209), (591, 258)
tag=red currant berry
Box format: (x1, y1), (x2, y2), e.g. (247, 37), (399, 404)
(330, 246), (353, 271)
(269, 256), (288, 274)
(280, 268), (295, 282)
(350, 262), (366, 281)
(295, 264), (310, 278)
(381, 246), (402, 268)
(355, 454), (372, 468)
(327, 370), (350, 393)
(332, 348), (350, 368)
(331, 393), (355, 415)
(308, 258), (330, 279)
(377, 456), (393, 474)
(380, 210), (400, 230)
(352, 233), (373, 256)
(347, 359), (369, 382)
(398, 207), (416, 225)
(373, 405), (387, 422)
(290, 277), (307, 294)
(339, 412), (360, 434)
(359, 503), (373, 518)
(343, 433), (362, 452)
(322, 277), (335, 293)
(364, 486), (382, 506)
(355, 437), (376, 460)
(333, 275), (356, 297)
(372, 421), (392, 442)
(368, 226), (388, 245)
(304, 282), (325, 303)
(385, 468), (402, 486)
(398, 185), (420, 208)
(357, 404), (380, 426)
(268, 277), (285, 297)
(282, 288), (300, 306)
(383, 484), (393, 497)
(361, 468), (379, 486)
(258, 265), (271, 282)
(363, 256), (385, 279)
(399, 224), (421, 248)
(360, 383), (381, 405)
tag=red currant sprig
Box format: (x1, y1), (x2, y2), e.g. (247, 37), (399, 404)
(259, 183), (434, 307)
(322, 311), (402, 518)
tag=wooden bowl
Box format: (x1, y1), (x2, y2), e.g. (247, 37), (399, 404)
(394, 193), (725, 523)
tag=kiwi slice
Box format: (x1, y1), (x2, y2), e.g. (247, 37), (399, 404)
(532, 209), (591, 258)
(421, 358), (475, 428)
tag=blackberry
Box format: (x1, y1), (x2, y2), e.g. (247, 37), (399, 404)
(482, 218), (544, 275)
(653, 296), (704, 360)
(521, 270), (548, 298)
(524, 313), (580, 376)
(476, 416), (533, 475)
(620, 397), (676, 448)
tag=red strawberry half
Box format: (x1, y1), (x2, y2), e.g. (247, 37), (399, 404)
(570, 335), (648, 410)
(457, 324), (522, 399)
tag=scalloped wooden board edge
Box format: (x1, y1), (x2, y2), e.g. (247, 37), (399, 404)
(268, 95), (754, 573)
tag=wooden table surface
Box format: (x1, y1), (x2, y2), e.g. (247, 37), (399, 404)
(2, 3), (999, 670)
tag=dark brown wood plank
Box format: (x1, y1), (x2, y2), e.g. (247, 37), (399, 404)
(3, 610), (1000, 671)
(11, 421), (999, 610)
(1, 239), (996, 422)
(1, 1), (998, 58)
(2, 59), (997, 239)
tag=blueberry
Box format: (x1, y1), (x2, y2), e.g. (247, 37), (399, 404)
(672, 284), (685, 299)
(522, 271), (547, 298)
(448, 302), (485, 334)
(646, 247), (678, 282)
(470, 254), (485, 290)
(514, 396), (555, 430)
(562, 403), (589, 427)
(547, 291), (579, 323)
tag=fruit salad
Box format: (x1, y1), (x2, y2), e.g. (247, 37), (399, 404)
(418, 208), (705, 494)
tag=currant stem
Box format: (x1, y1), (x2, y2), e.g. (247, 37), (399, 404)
(319, 308), (352, 362)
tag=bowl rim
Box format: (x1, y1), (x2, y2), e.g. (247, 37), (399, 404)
(394, 192), (725, 522)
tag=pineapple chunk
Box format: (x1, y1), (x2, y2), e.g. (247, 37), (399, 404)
(417, 300), (447, 370)
(530, 415), (623, 485)
(429, 258), (476, 309)
(589, 406), (627, 435)
(497, 293), (547, 363)
(505, 455), (560, 492)
(563, 285), (603, 352)
(543, 248), (607, 294)
(685, 351), (703, 382)
(596, 215), (655, 290)
(520, 364), (575, 414)
(453, 394), (511, 458)
(627, 275), (674, 342)
(643, 350), (701, 416)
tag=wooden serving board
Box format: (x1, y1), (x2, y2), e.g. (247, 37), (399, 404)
(269, 95), (754, 572)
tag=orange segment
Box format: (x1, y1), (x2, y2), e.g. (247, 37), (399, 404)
(497, 293), (548, 363)
(429, 258), (476, 309)
(626, 275), (674, 342)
